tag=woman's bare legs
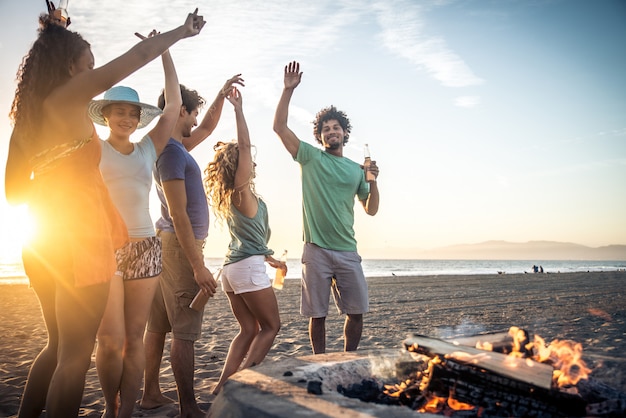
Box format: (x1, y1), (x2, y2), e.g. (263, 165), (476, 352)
(118, 276), (159, 417)
(47, 280), (110, 417)
(97, 275), (159, 418)
(97, 275), (125, 418)
(212, 287), (280, 394)
(18, 281), (58, 418)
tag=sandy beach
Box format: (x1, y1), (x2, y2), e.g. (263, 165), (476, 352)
(1, 271), (625, 417)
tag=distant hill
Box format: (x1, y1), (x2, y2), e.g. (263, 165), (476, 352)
(413, 240), (626, 260)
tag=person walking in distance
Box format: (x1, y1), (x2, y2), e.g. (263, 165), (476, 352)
(141, 76), (243, 417)
(204, 86), (282, 394)
(272, 61), (380, 354)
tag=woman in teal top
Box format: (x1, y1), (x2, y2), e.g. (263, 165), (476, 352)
(204, 86), (283, 394)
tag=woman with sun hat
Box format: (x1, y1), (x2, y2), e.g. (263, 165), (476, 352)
(87, 41), (181, 418)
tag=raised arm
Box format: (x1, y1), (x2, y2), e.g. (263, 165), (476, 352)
(273, 61), (302, 158)
(47, 10), (205, 117)
(227, 87), (257, 218)
(183, 74), (245, 151)
(148, 45), (182, 156)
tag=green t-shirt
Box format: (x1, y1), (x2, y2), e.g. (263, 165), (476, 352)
(295, 141), (369, 252)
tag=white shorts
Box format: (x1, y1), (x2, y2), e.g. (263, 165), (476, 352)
(221, 255), (271, 294)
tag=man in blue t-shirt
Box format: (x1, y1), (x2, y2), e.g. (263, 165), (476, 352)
(143, 77), (244, 415)
(273, 61), (381, 354)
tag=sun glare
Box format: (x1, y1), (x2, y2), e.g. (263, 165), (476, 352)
(1, 204), (36, 255)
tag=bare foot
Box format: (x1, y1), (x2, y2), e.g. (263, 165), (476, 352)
(139, 393), (175, 410)
(180, 407), (206, 418)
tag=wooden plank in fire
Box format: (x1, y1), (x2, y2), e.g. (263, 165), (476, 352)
(404, 334), (553, 390)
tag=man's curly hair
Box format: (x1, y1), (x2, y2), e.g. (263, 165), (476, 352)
(203, 141), (257, 224)
(312, 105), (352, 145)
(10, 14), (90, 143)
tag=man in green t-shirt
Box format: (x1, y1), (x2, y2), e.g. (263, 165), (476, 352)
(273, 61), (381, 354)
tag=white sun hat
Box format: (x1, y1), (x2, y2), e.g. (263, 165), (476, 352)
(88, 86), (162, 129)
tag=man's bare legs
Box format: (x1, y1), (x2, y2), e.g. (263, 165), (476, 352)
(344, 313), (363, 351)
(309, 314), (363, 354)
(170, 338), (204, 418)
(309, 317), (326, 354)
(140, 331), (174, 409)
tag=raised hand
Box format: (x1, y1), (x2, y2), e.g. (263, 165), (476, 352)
(182, 8), (206, 38)
(283, 61), (303, 89)
(220, 74), (245, 98)
(226, 87), (242, 109)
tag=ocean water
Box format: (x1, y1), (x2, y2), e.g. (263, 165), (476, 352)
(1, 257), (624, 285)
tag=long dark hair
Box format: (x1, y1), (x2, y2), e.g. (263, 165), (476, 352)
(9, 14), (90, 143)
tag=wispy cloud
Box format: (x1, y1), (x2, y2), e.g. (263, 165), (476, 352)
(372, 0), (484, 87)
(454, 95), (481, 108)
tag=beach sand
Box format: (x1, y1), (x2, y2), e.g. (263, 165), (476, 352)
(1, 271), (625, 417)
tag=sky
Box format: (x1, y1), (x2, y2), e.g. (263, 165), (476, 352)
(0, 0), (624, 260)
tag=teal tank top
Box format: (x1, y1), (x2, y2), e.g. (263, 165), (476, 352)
(224, 198), (274, 265)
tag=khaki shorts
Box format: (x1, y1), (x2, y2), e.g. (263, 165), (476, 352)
(300, 243), (369, 318)
(147, 230), (205, 341)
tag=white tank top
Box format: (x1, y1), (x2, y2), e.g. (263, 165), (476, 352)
(100, 135), (157, 238)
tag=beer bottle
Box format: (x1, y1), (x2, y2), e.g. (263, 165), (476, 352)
(364, 144), (375, 182)
(273, 250), (288, 290)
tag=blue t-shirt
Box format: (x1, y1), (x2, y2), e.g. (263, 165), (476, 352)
(153, 139), (209, 240)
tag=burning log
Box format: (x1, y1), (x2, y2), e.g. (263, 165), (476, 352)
(449, 330), (532, 356)
(393, 334), (596, 416)
(338, 331), (624, 417)
(421, 356), (587, 416)
(404, 334), (554, 389)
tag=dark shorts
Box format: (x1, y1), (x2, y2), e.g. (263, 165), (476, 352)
(115, 236), (162, 280)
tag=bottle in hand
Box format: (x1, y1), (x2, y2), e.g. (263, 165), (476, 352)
(273, 250), (288, 290)
(189, 268), (221, 312)
(364, 144), (376, 182)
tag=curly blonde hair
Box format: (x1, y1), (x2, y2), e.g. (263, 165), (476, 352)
(204, 141), (256, 224)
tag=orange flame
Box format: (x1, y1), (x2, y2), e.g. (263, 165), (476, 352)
(530, 335), (591, 386)
(474, 327), (592, 388)
(419, 395), (447, 413)
(448, 396), (475, 411)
